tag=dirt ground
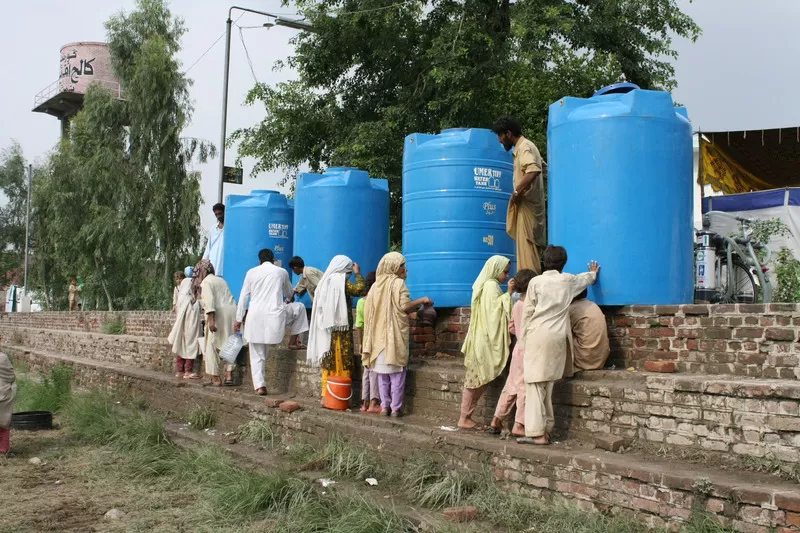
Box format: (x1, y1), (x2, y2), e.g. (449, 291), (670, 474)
(0, 428), (274, 533)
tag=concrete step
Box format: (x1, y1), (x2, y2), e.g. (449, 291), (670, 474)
(9, 345), (800, 533)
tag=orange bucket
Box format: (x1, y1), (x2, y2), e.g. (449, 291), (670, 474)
(324, 376), (353, 410)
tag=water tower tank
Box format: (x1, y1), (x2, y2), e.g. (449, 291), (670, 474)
(294, 168), (389, 307)
(403, 128), (515, 308)
(222, 190), (294, 302)
(547, 84), (693, 305)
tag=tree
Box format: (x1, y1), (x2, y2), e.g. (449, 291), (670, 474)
(231, 0), (700, 242)
(106, 0), (215, 294)
(0, 142), (29, 283)
(33, 86), (148, 310)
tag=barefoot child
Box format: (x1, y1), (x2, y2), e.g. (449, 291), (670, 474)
(490, 269), (537, 436)
(518, 246), (600, 446)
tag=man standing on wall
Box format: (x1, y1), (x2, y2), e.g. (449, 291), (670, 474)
(203, 203), (226, 277)
(235, 249), (309, 396)
(492, 116), (545, 274)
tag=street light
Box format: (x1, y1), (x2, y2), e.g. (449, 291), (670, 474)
(217, 6), (315, 204)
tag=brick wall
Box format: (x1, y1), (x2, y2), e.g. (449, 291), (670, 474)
(606, 304), (800, 380)
(13, 347), (800, 533)
(0, 311), (174, 338)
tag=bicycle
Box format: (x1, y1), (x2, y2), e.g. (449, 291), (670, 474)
(694, 211), (773, 304)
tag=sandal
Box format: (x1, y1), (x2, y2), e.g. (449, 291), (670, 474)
(175, 372), (183, 378)
(488, 426), (502, 435)
(210, 377), (222, 387)
(516, 436), (550, 446)
(366, 406), (382, 414)
(288, 343), (306, 351)
(458, 424), (490, 432)
(360, 405), (369, 412)
(184, 373), (201, 380)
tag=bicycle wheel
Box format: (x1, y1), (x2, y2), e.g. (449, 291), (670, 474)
(718, 259), (757, 303)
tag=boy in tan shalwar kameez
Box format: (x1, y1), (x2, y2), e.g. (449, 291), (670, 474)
(569, 291), (610, 372)
(519, 246), (600, 445)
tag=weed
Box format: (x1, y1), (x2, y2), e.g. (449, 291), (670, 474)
(237, 420), (276, 449)
(285, 441), (318, 467)
(323, 435), (383, 480)
(691, 477), (715, 497)
(271, 494), (415, 533)
(681, 513), (737, 533)
(402, 458), (481, 509)
(187, 405), (215, 430)
(744, 452), (800, 484)
(14, 365), (73, 413)
(102, 314), (126, 335)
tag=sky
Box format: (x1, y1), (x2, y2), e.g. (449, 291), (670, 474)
(1, 0), (800, 236)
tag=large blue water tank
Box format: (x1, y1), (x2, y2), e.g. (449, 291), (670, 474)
(403, 128), (515, 307)
(223, 190), (294, 302)
(547, 85), (693, 305)
(294, 167), (389, 307)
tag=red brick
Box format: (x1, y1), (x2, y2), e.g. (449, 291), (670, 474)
(765, 328), (796, 342)
(734, 328), (764, 339)
(776, 492), (800, 513)
(279, 401), (301, 413)
(652, 350), (678, 360)
(654, 305), (680, 315)
(705, 327), (732, 339)
(594, 434), (627, 452)
(682, 304), (710, 316)
(645, 361), (675, 373)
(442, 506), (478, 522)
(787, 511), (800, 527)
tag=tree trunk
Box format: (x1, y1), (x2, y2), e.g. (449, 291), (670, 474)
(95, 256), (114, 311)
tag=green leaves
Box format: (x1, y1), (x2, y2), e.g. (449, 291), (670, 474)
(233, 0), (699, 242)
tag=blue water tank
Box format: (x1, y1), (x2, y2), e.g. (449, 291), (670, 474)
(403, 128), (515, 308)
(223, 190), (294, 302)
(294, 167), (389, 307)
(547, 85), (693, 305)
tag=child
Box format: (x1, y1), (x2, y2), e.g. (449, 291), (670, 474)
(490, 269), (537, 436)
(357, 271), (380, 413)
(362, 252), (432, 417)
(518, 246), (600, 445)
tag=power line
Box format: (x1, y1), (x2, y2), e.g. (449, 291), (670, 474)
(236, 24), (260, 84)
(336, 1), (412, 15)
(184, 12), (246, 74)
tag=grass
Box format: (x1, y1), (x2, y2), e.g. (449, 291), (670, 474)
(101, 313), (126, 335)
(14, 364), (74, 413)
(186, 404), (216, 430)
(322, 435), (384, 480)
(237, 420), (276, 449)
(402, 457), (481, 509)
(744, 451), (800, 484)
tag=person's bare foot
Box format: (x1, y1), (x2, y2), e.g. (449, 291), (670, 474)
(458, 417), (487, 431)
(256, 387), (267, 396)
(511, 422), (526, 437)
(490, 417), (503, 432)
(210, 376), (222, 387)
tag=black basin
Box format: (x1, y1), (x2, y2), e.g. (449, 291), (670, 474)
(11, 411), (54, 431)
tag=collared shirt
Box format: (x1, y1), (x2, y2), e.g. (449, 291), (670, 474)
(294, 266), (324, 299)
(513, 136), (546, 245)
(202, 224), (225, 277)
(236, 262), (294, 345)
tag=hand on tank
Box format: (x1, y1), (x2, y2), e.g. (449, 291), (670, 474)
(587, 261), (601, 275)
(352, 263), (361, 275)
(421, 297), (433, 306)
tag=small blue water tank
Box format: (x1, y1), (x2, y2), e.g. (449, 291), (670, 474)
(403, 128), (515, 307)
(294, 167), (389, 307)
(547, 84), (693, 305)
(222, 190), (294, 302)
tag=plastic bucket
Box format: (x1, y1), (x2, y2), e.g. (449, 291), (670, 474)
(324, 376), (352, 410)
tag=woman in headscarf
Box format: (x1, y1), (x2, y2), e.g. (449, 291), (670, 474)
(362, 252), (432, 417)
(194, 259), (238, 387)
(168, 266), (201, 379)
(0, 352), (17, 457)
(307, 255), (367, 406)
(458, 255), (514, 431)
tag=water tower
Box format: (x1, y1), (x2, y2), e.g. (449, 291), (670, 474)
(32, 42), (123, 137)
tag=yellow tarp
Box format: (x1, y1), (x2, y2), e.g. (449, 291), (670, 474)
(700, 139), (773, 194)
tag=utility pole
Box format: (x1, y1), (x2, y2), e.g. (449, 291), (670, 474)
(23, 164), (31, 297)
(217, 6), (315, 204)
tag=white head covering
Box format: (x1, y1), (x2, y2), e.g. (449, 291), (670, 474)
(306, 255), (354, 366)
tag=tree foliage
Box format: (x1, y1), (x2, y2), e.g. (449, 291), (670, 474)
(232, 0), (700, 242)
(25, 0), (212, 310)
(0, 142), (29, 283)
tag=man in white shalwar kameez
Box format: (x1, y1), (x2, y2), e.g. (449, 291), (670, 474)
(519, 246), (600, 446)
(235, 249), (309, 395)
(195, 259), (237, 387)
